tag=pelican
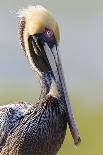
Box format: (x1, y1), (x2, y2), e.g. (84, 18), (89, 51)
(0, 5), (81, 155)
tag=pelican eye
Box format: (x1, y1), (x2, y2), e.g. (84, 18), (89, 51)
(43, 28), (56, 48)
(44, 28), (54, 38)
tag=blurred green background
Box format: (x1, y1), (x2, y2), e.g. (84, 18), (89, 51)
(0, 0), (103, 154)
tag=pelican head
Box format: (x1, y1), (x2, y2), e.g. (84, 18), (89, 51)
(18, 5), (80, 145)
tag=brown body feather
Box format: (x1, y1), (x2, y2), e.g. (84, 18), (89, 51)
(1, 96), (67, 155)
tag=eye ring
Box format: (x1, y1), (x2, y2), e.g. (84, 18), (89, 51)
(45, 28), (54, 38)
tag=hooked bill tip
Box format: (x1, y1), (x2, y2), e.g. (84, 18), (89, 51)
(71, 128), (81, 146)
(74, 136), (81, 146)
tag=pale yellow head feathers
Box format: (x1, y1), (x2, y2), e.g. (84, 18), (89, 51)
(18, 5), (60, 42)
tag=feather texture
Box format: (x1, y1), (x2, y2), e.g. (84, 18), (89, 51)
(0, 96), (67, 155)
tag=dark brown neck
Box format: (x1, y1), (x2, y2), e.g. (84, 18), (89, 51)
(39, 72), (52, 99)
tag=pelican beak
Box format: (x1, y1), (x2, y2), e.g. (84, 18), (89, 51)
(19, 4), (81, 145)
(28, 34), (81, 145)
(43, 43), (81, 146)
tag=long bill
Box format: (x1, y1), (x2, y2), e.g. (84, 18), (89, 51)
(44, 43), (81, 146)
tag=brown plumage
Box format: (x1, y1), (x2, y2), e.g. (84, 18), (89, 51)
(0, 5), (81, 155)
(0, 96), (67, 155)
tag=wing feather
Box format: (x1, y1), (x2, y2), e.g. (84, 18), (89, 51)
(0, 102), (32, 150)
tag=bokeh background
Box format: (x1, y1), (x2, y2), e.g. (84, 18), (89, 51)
(0, 0), (103, 154)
